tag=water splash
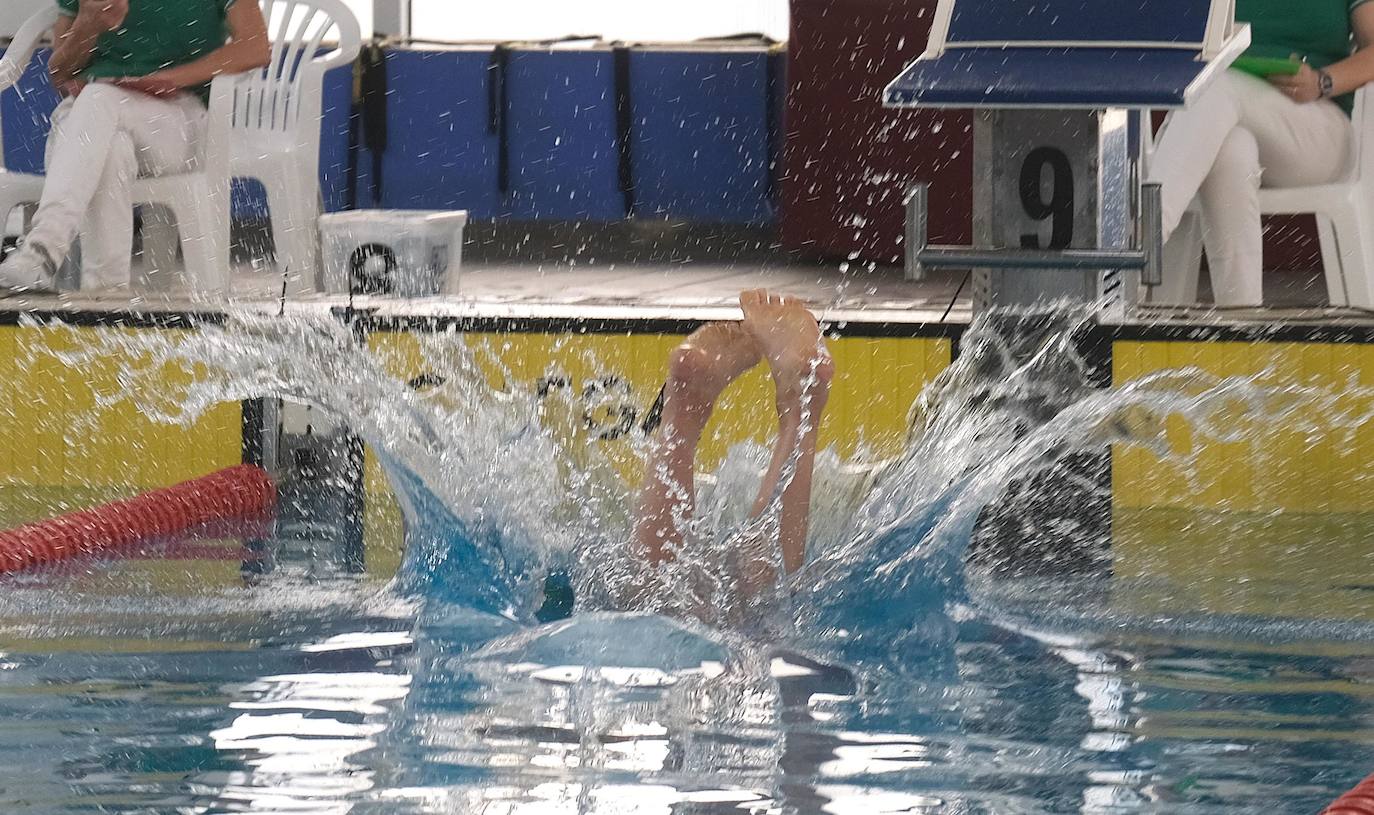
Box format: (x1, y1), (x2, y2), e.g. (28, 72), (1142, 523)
(14, 306), (1374, 815)
(39, 305), (1374, 666)
(792, 308), (1374, 667)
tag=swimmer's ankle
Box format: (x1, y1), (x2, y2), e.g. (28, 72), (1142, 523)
(772, 352), (833, 416)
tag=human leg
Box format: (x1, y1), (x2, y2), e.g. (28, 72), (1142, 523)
(1230, 72), (1351, 190)
(1150, 72), (1352, 306)
(75, 129), (138, 288)
(738, 289), (833, 585)
(26, 86), (140, 272)
(1197, 74), (1350, 306)
(633, 322), (761, 566)
(0, 85), (204, 290)
(0, 97), (77, 289)
(1150, 71), (1347, 237)
(1148, 72), (1245, 239)
(1196, 128), (1263, 306)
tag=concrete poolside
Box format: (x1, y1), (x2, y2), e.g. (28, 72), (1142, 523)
(0, 221), (1368, 327)
(0, 260), (1370, 335)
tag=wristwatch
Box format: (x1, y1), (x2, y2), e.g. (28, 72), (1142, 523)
(1317, 67), (1335, 99)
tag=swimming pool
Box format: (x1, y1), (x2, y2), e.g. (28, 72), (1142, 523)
(2, 306), (1374, 813)
(3, 555), (1374, 814)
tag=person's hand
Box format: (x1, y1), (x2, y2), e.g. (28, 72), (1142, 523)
(112, 74), (186, 99)
(76, 0), (128, 33)
(1270, 60), (1323, 104)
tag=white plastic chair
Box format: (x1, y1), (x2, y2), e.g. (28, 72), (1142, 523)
(0, 5), (235, 295)
(0, 0), (360, 296)
(1145, 87), (1374, 309)
(222, 0), (361, 294)
(132, 75), (236, 297)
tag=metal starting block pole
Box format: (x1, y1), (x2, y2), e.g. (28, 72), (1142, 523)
(907, 181), (1165, 290)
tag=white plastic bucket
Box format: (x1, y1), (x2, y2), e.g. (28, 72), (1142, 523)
(320, 209), (467, 297)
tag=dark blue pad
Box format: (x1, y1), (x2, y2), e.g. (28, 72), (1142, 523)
(885, 47), (1209, 109)
(947, 0), (1209, 46)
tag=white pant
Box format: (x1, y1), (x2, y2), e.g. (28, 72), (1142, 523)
(27, 84), (205, 288)
(1149, 71), (1352, 306)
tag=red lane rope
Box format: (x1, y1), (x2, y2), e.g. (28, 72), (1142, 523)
(1322, 775), (1374, 814)
(0, 465), (276, 574)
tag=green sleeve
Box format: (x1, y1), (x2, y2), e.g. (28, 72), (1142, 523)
(55, 0), (77, 15)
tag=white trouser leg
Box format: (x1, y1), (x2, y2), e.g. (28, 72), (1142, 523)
(1148, 71), (1352, 305)
(76, 129), (137, 288)
(28, 84), (205, 288)
(1197, 128), (1263, 306)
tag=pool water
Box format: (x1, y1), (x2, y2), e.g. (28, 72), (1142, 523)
(3, 558), (1374, 814)
(7, 307), (1374, 813)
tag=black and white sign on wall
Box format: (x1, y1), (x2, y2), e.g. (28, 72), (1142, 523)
(971, 109), (1135, 310)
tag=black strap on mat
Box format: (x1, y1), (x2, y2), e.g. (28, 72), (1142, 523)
(359, 42), (389, 203)
(612, 44), (635, 216)
(346, 56), (362, 209)
(489, 37), (610, 200)
(487, 44), (512, 194)
(764, 46), (782, 206)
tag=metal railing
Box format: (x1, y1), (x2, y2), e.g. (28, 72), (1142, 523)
(904, 182), (1165, 288)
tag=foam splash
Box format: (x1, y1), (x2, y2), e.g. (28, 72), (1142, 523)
(39, 305), (1374, 670)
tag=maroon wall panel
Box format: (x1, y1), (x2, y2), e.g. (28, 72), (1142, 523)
(1265, 216), (1321, 273)
(781, 0), (971, 265)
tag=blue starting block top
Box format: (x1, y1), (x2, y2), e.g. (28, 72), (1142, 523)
(885, 0), (1249, 109)
(887, 47), (1220, 109)
(945, 0), (1210, 45)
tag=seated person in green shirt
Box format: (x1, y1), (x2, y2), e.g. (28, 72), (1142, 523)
(1148, 1), (1374, 307)
(0, 0), (270, 293)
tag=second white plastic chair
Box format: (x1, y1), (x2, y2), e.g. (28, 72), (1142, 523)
(224, 0), (361, 294)
(1147, 87), (1374, 309)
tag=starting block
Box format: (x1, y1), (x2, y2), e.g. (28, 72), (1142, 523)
(886, 0), (1249, 311)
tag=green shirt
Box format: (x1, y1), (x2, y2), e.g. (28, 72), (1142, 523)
(1238, 0), (1374, 113)
(55, 0), (234, 102)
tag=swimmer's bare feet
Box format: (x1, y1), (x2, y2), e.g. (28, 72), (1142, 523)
(738, 289), (833, 412)
(667, 321), (762, 405)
